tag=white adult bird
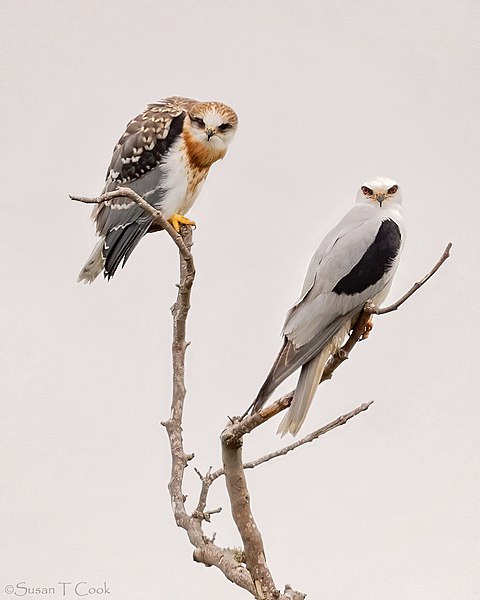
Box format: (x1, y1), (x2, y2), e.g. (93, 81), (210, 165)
(252, 177), (405, 436)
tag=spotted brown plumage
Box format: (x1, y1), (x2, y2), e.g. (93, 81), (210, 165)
(78, 96), (238, 283)
(104, 102), (187, 186)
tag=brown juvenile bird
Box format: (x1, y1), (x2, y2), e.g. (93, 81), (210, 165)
(78, 96), (238, 282)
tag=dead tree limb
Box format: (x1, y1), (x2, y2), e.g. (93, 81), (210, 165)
(158, 225), (258, 595)
(72, 188), (255, 594)
(70, 187), (191, 261)
(216, 400), (373, 481)
(374, 242), (452, 314)
(222, 431), (279, 600)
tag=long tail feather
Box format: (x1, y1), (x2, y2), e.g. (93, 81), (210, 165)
(276, 348), (330, 437)
(276, 318), (353, 436)
(103, 220), (152, 280)
(252, 340), (295, 412)
(77, 239), (105, 284)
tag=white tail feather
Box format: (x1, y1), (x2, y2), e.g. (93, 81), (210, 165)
(277, 347), (330, 437)
(276, 320), (352, 437)
(77, 239), (105, 284)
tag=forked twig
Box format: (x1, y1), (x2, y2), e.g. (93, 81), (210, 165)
(375, 242), (452, 314)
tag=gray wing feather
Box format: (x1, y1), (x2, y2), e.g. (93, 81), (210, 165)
(253, 208), (378, 412)
(252, 307), (359, 411)
(282, 206), (376, 333)
(95, 165), (168, 236)
(283, 208), (390, 348)
(253, 203), (405, 416)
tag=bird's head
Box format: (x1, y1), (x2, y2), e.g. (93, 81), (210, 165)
(356, 177), (402, 208)
(187, 101), (238, 159)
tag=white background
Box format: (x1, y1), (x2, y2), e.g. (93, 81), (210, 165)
(1, 1), (479, 598)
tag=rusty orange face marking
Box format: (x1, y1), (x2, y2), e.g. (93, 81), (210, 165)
(183, 128), (227, 169)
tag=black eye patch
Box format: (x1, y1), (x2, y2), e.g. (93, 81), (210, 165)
(361, 186), (373, 196)
(218, 123), (232, 131)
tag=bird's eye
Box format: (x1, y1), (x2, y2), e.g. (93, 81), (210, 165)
(191, 117), (205, 128)
(361, 186), (373, 196)
(388, 185), (398, 194)
(218, 123), (232, 131)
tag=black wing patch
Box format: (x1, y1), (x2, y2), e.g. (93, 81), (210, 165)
(333, 219), (401, 295)
(106, 109), (186, 185)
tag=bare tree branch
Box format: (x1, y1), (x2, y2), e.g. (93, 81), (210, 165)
(162, 224), (195, 527)
(321, 242), (453, 379)
(222, 432), (280, 599)
(193, 466), (214, 518)
(225, 394), (294, 444)
(374, 242), (452, 314)
(217, 401), (373, 600)
(72, 189), (256, 593)
(162, 227), (307, 598)
(221, 396), (375, 463)
(70, 187), (192, 262)
(242, 400), (373, 470)
(160, 226), (258, 596)
(205, 401), (374, 487)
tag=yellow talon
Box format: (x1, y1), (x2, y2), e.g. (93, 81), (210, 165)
(168, 214), (196, 232)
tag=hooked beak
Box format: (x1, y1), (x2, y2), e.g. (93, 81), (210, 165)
(206, 128), (215, 141)
(375, 193), (386, 207)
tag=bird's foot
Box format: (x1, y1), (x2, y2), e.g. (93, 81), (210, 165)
(168, 213), (196, 232)
(360, 319), (374, 340)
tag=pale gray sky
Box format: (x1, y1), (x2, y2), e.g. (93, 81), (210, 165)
(1, 1), (479, 598)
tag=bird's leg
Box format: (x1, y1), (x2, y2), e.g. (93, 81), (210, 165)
(168, 213), (196, 232)
(360, 318), (374, 340)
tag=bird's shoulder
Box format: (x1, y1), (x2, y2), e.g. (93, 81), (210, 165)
(298, 205), (384, 294)
(283, 206), (404, 340)
(103, 98), (199, 190)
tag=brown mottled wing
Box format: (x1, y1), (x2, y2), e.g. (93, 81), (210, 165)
(93, 97), (198, 237)
(91, 97), (199, 278)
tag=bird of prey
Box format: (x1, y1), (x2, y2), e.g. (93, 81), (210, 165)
(252, 177), (405, 436)
(78, 96), (238, 283)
